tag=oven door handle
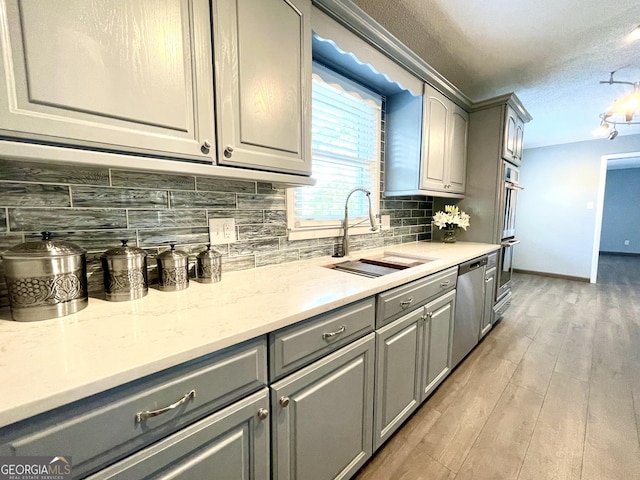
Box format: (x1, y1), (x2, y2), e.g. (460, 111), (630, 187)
(506, 182), (524, 190)
(501, 239), (521, 247)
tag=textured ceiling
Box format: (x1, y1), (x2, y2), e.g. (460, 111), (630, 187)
(351, 0), (640, 148)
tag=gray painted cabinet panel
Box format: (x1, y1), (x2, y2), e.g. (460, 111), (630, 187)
(421, 290), (456, 401)
(271, 333), (375, 480)
(448, 104), (469, 194)
(0, 0), (215, 161)
(373, 309), (422, 451)
(269, 297), (375, 381)
(213, 0), (312, 175)
(480, 266), (497, 339)
(421, 85), (450, 191)
(87, 388), (270, 480)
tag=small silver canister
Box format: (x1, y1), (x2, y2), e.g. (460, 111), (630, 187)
(196, 244), (222, 283)
(156, 243), (189, 291)
(1, 232), (88, 321)
(101, 240), (148, 302)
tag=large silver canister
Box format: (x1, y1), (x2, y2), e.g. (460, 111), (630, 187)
(196, 244), (222, 283)
(156, 243), (189, 291)
(1, 232), (88, 321)
(101, 240), (148, 302)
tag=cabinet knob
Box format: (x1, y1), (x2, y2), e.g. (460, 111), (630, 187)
(279, 396), (290, 407)
(257, 408), (269, 420)
(426, 311), (433, 319)
(202, 140), (212, 150)
(224, 145), (234, 157)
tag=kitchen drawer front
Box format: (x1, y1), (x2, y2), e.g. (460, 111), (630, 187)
(87, 388), (270, 480)
(487, 251), (498, 269)
(376, 267), (458, 327)
(269, 297), (375, 381)
(0, 336), (267, 478)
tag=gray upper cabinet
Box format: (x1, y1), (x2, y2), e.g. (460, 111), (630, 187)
(271, 333), (374, 480)
(421, 85), (469, 196)
(503, 105), (525, 166)
(213, 0), (312, 175)
(0, 0), (215, 161)
(386, 84), (468, 197)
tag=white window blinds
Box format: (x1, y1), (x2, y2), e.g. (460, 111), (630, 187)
(290, 63), (382, 231)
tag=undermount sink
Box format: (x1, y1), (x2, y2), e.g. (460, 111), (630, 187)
(325, 252), (437, 278)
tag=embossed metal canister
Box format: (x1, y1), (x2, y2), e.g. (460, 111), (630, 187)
(101, 240), (148, 302)
(156, 243), (189, 291)
(1, 232), (88, 321)
(196, 244), (222, 283)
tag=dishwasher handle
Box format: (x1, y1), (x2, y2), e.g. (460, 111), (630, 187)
(458, 256), (488, 275)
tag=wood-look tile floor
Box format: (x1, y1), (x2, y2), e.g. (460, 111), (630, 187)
(355, 253), (640, 480)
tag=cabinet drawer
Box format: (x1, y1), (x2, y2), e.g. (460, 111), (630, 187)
(377, 267), (457, 327)
(0, 336), (267, 478)
(269, 297), (375, 381)
(87, 388), (270, 480)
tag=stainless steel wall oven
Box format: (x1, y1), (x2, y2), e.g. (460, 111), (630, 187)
(497, 161), (522, 301)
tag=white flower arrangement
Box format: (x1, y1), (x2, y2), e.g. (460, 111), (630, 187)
(433, 205), (470, 231)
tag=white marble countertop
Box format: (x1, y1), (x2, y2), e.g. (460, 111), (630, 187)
(0, 241), (498, 428)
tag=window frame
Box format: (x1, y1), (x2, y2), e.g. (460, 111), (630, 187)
(286, 63), (382, 241)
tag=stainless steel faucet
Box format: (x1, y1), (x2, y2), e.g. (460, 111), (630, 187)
(335, 187), (378, 257)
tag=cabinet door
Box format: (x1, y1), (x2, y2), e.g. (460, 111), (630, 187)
(420, 85), (450, 192)
(213, 0), (311, 175)
(87, 388), (270, 480)
(448, 104), (469, 194)
(514, 118), (525, 164)
(0, 0), (215, 161)
(480, 267), (496, 339)
(503, 106), (518, 163)
(421, 290), (456, 401)
(373, 309), (422, 451)
(271, 334), (374, 480)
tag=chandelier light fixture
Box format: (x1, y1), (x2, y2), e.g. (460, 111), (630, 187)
(596, 70), (640, 140)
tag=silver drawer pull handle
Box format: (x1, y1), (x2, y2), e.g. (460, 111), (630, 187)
(322, 325), (346, 339)
(400, 297), (414, 308)
(440, 281), (450, 287)
(135, 389), (196, 424)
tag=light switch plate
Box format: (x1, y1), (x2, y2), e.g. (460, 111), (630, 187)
(209, 218), (237, 245)
(381, 215), (391, 231)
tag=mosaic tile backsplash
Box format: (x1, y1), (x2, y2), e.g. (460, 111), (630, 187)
(0, 159), (433, 308)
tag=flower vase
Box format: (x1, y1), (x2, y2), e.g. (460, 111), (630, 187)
(442, 229), (457, 243)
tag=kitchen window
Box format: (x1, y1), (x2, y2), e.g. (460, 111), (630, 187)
(287, 62), (382, 240)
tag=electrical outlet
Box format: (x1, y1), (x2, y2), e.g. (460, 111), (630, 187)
(381, 215), (391, 231)
(209, 218), (237, 245)
(624, 239), (630, 245)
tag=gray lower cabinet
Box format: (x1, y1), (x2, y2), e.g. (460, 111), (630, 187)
(271, 333), (375, 480)
(0, 0), (215, 161)
(373, 308), (422, 451)
(0, 336), (267, 478)
(87, 388), (270, 480)
(420, 289), (456, 401)
(480, 266), (497, 339)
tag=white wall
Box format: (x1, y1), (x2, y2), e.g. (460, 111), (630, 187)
(600, 168), (640, 254)
(516, 134), (640, 280)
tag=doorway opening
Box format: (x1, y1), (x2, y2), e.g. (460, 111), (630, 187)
(590, 152), (640, 283)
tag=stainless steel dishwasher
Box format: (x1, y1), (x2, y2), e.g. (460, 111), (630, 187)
(451, 255), (488, 368)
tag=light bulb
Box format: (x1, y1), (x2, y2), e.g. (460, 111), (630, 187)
(626, 24), (640, 42)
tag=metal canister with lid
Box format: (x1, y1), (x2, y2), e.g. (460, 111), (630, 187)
(1, 231), (88, 321)
(101, 240), (148, 302)
(156, 243), (190, 291)
(196, 244), (222, 283)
